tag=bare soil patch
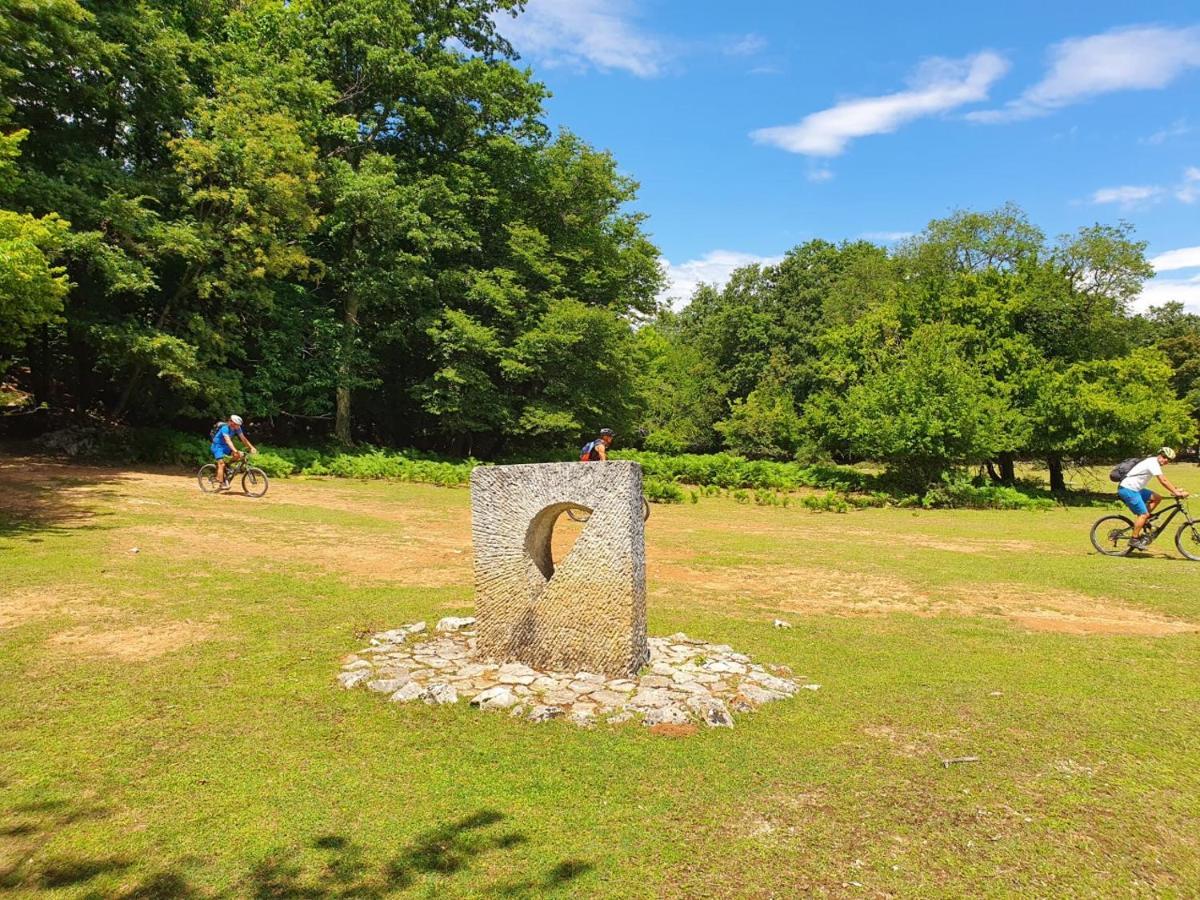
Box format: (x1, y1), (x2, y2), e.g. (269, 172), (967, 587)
(650, 562), (1197, 637)
(0, 587), (120, 630)
(46, 620), (214, 661)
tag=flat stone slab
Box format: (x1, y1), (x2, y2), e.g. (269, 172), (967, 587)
(339, 625), (808, 729)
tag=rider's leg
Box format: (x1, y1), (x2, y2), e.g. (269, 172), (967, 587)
(1132, 512), (1150, 538)
(215, 457), (226, 487)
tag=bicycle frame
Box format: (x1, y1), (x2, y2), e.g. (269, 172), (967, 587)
(1141, 498), (1196, 536)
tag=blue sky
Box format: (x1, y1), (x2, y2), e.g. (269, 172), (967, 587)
(496, 1), (1200, 310)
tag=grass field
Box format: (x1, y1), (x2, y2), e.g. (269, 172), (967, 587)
(2, 454), (1199, 897)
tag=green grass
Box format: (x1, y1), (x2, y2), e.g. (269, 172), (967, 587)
(2, 456), (1199, 896)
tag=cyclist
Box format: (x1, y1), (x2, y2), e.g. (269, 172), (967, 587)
(1119, 447), (1188, 549)
(579, 428), (615, 461)
(211, 415), (257, 491)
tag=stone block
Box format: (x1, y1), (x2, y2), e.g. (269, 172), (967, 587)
(470, 461), (649, 678)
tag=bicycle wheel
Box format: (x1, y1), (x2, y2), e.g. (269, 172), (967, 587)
(1090, 514), (1135, 557)
(198, 464), (219, 493)
(566, 507), (592, 523)
(242, 467), (269, 498)
(1175, 521), (1200, 561)
(642, 497), (650, 522)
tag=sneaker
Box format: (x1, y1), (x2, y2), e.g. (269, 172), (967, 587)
(1129, 536), (1150, 550)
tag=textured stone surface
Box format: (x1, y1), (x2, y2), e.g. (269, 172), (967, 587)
(469, 461), (649, 678)
(343, 626), (804, 729)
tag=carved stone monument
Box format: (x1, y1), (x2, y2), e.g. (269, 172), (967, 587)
(469, 461), (650, 678)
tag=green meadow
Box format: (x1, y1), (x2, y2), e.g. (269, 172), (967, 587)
(2, 456), (1199, 897)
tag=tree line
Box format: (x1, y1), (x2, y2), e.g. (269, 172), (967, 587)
(639, 208), (1200, 489)
(2, 1), (1198, 489)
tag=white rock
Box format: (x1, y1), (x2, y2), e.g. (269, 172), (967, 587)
(528, 705), (564, 722)
(337, 670), (371, 689)
(642, 705), (690, 727)
(773, 619), (792, 629)
(573, 671), (606, 684)
(471, 686), (518, 710)
(801, 683), (821, 691)
(687, 696), (733, 728)
(747, 673), (797, 695)
(732, 683), (783, 709)
(458, 664), (496, 679)
(389, 682), (426, 703)
(436, 616), (476, 633)
(367, 677), (409, 694)
(589, 690), (631, 708)
(567, 680), (599, 694)
(629, 688), (672, 709)
(342, 660), (372, 671)
(606, 711), (635, 725)
(701, 660), (746, 675)
(424, 683), (458, 705)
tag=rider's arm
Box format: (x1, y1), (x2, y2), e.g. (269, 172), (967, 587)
(222, 431), (238, 454)
(1157, 475), (1187, 497)
(595, 443), (608, 461)
(239, 433), (257, 454)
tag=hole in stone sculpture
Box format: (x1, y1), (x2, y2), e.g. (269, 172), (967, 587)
(552, 512), (586, 571)
(524, 503), (591, 582)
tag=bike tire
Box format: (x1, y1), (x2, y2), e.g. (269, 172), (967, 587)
(1090, 514), (1135, 557)
(198, 464), (219, 493)
(642, 497), (650, 522)
(242, 467), (269, 498)
(1175, 521), (1200, 561)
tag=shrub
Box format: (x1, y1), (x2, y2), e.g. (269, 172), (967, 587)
(643, 478), (686, 504)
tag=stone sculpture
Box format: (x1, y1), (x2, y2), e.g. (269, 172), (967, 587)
(469, 461), (649, 678)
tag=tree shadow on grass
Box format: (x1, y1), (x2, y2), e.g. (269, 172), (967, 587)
(0, 455), (121, 542)
(0, 797), (593, 898)
(246, 810), (591, 898)
(0, 795), (127, 893)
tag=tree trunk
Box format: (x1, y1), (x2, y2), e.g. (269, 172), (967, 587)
(1047, 456), (1066, 493)
(986, 461), (1001, 484)
(998, 452), (1016, 485)
(334, 292), (359, 446)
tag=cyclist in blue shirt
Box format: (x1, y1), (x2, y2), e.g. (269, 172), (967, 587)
(211, 415), (257, 490)
(579, 428), (615, 461)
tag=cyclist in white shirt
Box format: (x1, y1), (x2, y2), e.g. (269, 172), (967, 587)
(1118, 447), (1188, 549)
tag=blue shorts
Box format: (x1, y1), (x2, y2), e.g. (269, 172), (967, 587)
(212, 446), (231, 460)
(1118, 487), (1155, 516)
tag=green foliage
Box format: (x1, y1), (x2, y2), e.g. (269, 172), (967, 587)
(642, 477), (686, 504)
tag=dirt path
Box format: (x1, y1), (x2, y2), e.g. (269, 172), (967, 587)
(3, 456), (1195, 638)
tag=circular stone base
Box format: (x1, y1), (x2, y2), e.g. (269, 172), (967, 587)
(338, 619), (816, 728)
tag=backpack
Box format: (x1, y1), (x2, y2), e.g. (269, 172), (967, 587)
(579, 439), (599, 461)
(1109, 457), (1142, 483)
(209, 420), (226, 441)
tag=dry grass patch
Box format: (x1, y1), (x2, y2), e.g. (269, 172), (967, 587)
(46, 620), (215, 661)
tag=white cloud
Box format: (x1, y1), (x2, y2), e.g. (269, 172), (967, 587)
(659, 250), (783, 308)
(1142, 118), (1192, 145)
(725, 34), (767, 57)
(1090, 184), (1163, 206)
(751, 52), (1008, 157)
(1152, 246), (1200, 272)
(1136, 273), (1200, 313)
(860, 231), (914, 243)
(501, 0), (664, 78)
(970, 25), (1200, 123)
(807, 166), (835, 183)
(1089, 167), (1199, 207)
(1177, 166), (1200, 203)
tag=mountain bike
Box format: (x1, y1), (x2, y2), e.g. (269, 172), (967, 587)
(1090, 496), (1200, 560)
(198, 454), (269, 498)
(566, 497), (651, 523)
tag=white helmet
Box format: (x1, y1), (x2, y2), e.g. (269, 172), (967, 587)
(230, 415), (243, 426)
(1159, 446), (1176, 461)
